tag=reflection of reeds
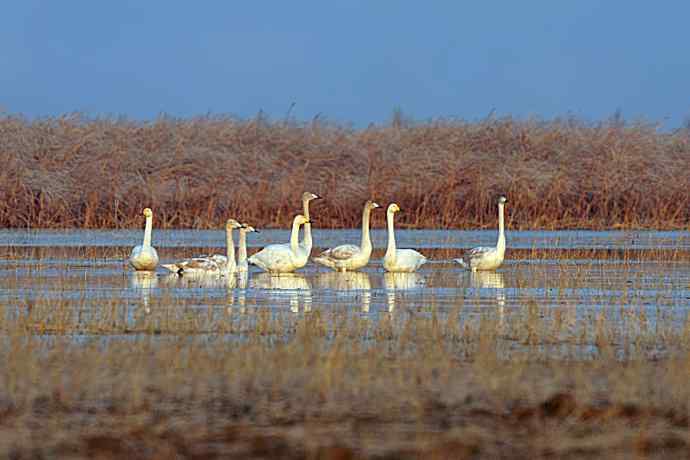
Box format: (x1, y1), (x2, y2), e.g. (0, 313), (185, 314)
(1, 114), (688, 230)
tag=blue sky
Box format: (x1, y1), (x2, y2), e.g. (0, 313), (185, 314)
(1, 1), (688, 127)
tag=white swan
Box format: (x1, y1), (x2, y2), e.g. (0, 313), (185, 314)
(313, 200), (380, 272)
(237, 223), (258, 273)
(129, 207), (159, 271)
(300, 192), (321, 255)
(161, 219), (243, 275)
(455, 196), (507, 271)
(383, 203), (427, 273)
(248, 215), (311, 273)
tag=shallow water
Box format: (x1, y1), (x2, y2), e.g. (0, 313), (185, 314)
(2, 228), (689, 250)
(0, 230), (689, 344)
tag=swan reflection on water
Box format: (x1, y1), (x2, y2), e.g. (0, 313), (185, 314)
(314, 271), (372, 313)
(468, 271), (506, 329)
(384, 272), (425, 313)
(469, 271), (505, 302)
(129, 271), (159, 315)
(227, 272), (249, 313)
(250, 273), (312, 313)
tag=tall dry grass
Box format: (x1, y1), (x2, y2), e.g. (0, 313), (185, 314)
(1, 113), (689, 230)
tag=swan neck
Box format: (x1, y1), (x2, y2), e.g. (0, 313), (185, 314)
(497, 203), (506, 252)
(143, 215), (153, 247)
(226, 226), (236, 270)
(290, 219), (302, 254)
(302, 199), (312, 250)
(361, 206), (372, 251)
(385, 211), (396, 260)
(238, 230), (247, 264)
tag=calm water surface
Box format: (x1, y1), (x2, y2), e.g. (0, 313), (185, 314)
(2, 228), (689, 250)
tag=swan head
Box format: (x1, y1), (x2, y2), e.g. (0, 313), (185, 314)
(366, 200), (381, 210)
(302, 192), (321, 202)
(294, 214), (311, 226)
(226, 219), (243, 230)
(387, 203), (401, 214)
(498, 196), (507, 205)
(143, 208), (153, 218)
(241, 223), (259, 233)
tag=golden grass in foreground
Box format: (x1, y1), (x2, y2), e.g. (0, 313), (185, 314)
(1, 303), (689, 458)
(1, 114), (689, 230)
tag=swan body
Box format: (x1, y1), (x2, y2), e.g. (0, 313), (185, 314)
(248, 215), (311, 273)
(129, 208), (159, 271)
(300, 192), (321, 256)
(313, 200), (380, 272)
(455, 196), (507, 271)
(383, 203), (427, 273)
(162, 219), (242, 275)
(237, 224), (258, 273)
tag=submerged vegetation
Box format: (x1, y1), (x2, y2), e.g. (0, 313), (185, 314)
(1, 113), (689, 230)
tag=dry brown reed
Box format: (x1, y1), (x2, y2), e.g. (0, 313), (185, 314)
(2, 113), (689, 230)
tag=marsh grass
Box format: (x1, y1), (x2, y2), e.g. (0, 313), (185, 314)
(1, 291), (689, 458)
(2, 113), (689, 230)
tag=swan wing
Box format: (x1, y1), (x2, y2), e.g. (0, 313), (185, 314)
(465, 246), (496, 263)
(456, 246), (497, 270)
(467, 246), (494, 257)
(321, 244), (361, 261)
(163, 257), (220, 274)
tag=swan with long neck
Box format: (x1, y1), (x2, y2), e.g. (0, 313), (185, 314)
(237, 223), (259, 273)
(248, 215), (311, 273)
(300, 192), (321, 255)
(161, 219), (243, 275)
(455, 196), (508, 271)
(313, 200), (380, 272)
(382, 203), (427, 273)
(129, 207), (159, 271)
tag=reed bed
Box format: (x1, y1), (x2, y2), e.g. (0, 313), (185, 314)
(0, 298), (689, 459)
(2, 113), (689, 230)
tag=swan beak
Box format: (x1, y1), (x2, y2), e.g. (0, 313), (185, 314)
(313, 194), (322, 200)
